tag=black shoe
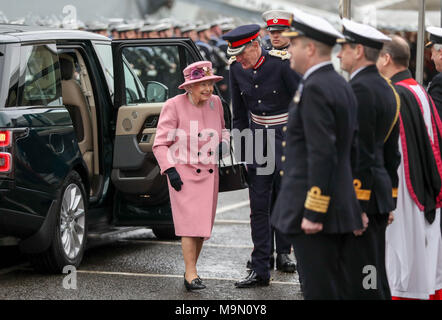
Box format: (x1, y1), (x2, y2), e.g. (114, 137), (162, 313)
(246, 256), (275, 270)
(276, 253), (296, 273)
(234, 270), (270, 288)
(184, 274), (206, 291)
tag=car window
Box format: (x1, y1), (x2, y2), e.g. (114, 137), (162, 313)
(123, 57), (145, 105)
(94, 43), (114, 99)
(122, 44), (197, 103)
(17, 44), (62, 107)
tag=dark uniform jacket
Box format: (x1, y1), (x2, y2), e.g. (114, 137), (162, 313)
(428, 72), (442, 117)
(229, 49), (300, 170)
(271, 63), (363, 234)
(350, 65), (401, 215)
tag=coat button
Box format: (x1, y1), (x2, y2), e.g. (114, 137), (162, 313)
(209, 169), (214, 173)
(282, 141), (286, 147)
(196, 169), (201, 173)
(253, 70), (257, 74)
(280, 170), (284, 176)
(262, 112), (266, 115)
(282, 126), (287, 132)
(209, 132), (214, 137)
(281, 156), (286, 162)
(255, 84), (259, 88)
(198, 133), (202, 137)
(209, 151), (213, 155)
(258, 100), (262, 103)
(273, 90), (277, 94)
(265, 125), (269, 129)
(197, 152), (201, 156)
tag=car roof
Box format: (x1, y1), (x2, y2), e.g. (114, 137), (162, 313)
(0, 24), (111, 43)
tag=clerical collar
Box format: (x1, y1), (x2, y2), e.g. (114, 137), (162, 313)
(303, 61), (333, 80)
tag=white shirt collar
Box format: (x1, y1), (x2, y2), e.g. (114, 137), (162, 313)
(350, 66), (369, 80)
(303, 61), (333, 80)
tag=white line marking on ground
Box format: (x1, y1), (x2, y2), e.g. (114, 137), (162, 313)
(216, 201), (250, 214)
(76, 269), (298, 285)
(119, 239), (253, 249)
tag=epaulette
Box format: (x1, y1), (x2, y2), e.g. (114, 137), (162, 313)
(269, 49), (291, 60)
(228, 56), (236, 65)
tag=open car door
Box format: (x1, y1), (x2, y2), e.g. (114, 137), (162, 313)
(111, 38), (231, 238)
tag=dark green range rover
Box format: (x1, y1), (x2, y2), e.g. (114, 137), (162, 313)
(0, 24), (230, 273)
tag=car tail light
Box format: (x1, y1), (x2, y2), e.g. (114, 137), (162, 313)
(0, 153), (11, 172)
(0, 131), (10, 147)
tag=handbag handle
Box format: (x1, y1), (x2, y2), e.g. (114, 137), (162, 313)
(218, 138), (237, 175)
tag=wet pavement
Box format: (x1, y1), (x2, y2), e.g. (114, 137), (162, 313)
(0, 190), (302, 300)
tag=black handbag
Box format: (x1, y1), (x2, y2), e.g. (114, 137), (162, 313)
(218, 144), (249, 193)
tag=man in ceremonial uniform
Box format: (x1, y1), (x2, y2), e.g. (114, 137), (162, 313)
(337, 19), (401, 300)
(223, 24), (300, 287)
(255, 9), (297, 273)
(271, 10), (363, 300)
(262, 10), (292, 51)
(377, 35), (442, 300)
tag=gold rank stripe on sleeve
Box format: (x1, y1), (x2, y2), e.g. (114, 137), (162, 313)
(268, 49), (291, 60)
(353, 179), (371, 201)
(392, 188), (398, 198)
(304, 186), (330, 213)
(382, 76), (401, 143)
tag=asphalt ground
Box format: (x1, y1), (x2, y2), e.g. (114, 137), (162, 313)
(0, 189), (303, 301)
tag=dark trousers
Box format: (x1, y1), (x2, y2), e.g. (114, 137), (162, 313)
(341, 214), (391, 300)
(248, 167), (272, 279)
(291, 233), (351, 300)
(270, 173), (292, 255)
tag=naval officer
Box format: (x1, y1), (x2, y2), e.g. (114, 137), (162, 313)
(271, 10), (363, 299)
(337, 18), (401, 300)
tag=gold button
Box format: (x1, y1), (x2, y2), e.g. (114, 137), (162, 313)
(282, 141), (286, 147)
(258, 100), (262, 103)
(282, 126), (287, 132)
(281, 156), (286, 162)
(255, 85), (259, 88)
(280, 170), (284, 176)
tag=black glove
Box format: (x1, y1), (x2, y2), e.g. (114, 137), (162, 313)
(165, 167), (183, 191)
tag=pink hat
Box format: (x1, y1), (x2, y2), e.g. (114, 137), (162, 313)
(178, 61), (223, 90)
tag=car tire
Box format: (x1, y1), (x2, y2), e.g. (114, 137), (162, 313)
(29, 171), (88, 273)
(152, 225), (179, 240)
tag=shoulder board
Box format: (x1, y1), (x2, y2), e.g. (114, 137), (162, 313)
(269, 49), (291, 60)
(228, 56), (236, 65)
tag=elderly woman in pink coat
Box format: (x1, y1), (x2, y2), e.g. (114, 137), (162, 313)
(153, 61), (230, 291)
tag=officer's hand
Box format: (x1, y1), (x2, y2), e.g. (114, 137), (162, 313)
(353, 212), (369, 236)
(301, 218), (323, 234)
(387, 212), (394, 225)
(165, 167), (183, 192)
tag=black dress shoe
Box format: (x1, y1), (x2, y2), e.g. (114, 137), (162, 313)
(276, 253), (296, 273)
(184, 274), (206, 291)
(234, 270), (270, 288)
(246, 256), (275, 270)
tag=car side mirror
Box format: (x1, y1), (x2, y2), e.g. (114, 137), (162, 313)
(145, 81), (168, 103)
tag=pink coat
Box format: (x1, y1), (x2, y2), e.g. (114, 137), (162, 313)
(153, 93), (229, 239)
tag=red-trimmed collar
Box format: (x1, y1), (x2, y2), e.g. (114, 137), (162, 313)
(253, 56), (265, 70)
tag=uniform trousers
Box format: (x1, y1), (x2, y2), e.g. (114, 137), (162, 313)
(341, 214), (391, 300)
(290, 232), (357, 300)
(248, 167), (273, 279)
(270, 173), (292, 255)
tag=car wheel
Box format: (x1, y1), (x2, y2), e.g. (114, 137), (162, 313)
(152, 225), (179, 240)
(29, 171), (88, 273)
